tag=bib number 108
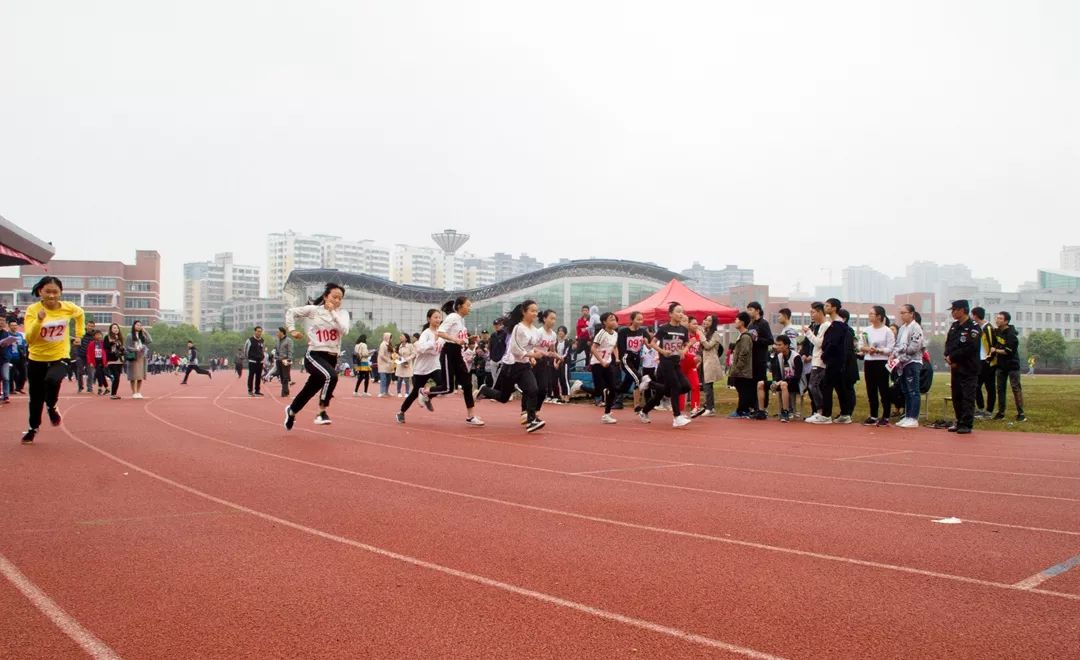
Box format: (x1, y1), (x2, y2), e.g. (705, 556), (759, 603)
(315, 329), (339, 343)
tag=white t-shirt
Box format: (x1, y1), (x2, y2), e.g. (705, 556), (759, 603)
(286, 305), (351, 354)
(412, 328), (444, 375)
(509, 323), (539, 364)
(438, 313), (470, 346)
(862, 325), (895, 362)
(590, 328), (618, 366)
(536, 328), (557, 358)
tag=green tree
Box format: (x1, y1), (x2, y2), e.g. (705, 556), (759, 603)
(1025, 330), (1067, 368)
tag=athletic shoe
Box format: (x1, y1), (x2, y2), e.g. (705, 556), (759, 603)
(672, 415), (691, 429)
(876, 418), (889, 427)
(638, 411), (651, 424)
(47, 408), (62, 426)
(569, 380), (583, 396)
(947, 424), (959, 432)
(419, 389), (434, 412)
(639, 375), (652, 391)
(753, 410), (768, 421)
(861, 417), (878, 426)
(21, 428), (36, 444)
(703, 410), (716, 417)
(362, 392), (372, 398)
(253, 392), (263, 397)
(992, 412), (1005, 420)
(465, 416), (485, 427)
(110, 395), (121, 400)
(314, 411), (332, 425)
(834, 415), (853, 424)
(180, 381), (188, 385)
(132, 393), (143, 399)
(526, 419), (546, 433)
(395, 412), (405, 424)
(601, 414), (617, 424)
(353, 392), (359, 397)
(896, 417), (919, 429)
(956, 427), (973, 435)
(806, 415), (833, 425)
(1016, 414), (1027, 422)
(284, 407), (295, 430)
(689, 407), (707, 419)
(377, 393), (386, 398)
(780, 411), (790, 423)
(727, 411), (747, 419)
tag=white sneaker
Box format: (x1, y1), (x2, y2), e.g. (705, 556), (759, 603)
(465, 416), (485, 427)
(362, 392), (371, 398)
(807, 414), (832, 425)
(639, 375), (652, 391)
(132, 393), (143, 399)
(804, 413), (821, 423)
(896, 417), (919, 429)
(569, 380), (583, 395)
(601, 414), (617, 424)
(673, 415), (691, 428)
(835, 415), (853, 425)
(703, 410), (716, 417)
(638, 411), (651, 424)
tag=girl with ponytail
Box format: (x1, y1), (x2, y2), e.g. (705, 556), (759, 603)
(477, 300), (547, 433)
(425, 297), (484, 426)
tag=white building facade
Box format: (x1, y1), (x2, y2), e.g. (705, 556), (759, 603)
(183, 252), (260, 332)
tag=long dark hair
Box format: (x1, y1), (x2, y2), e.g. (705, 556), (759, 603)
(871, 305), (889, 327)
(108, 323), (124, 345)
(506, 299), (537, 334)
(130, 321), (146, 343)
(441, 296), (469, 316)
(703, 314), (718, 340)
(311, 282), (345, 306)
(31, 276), (63, 297)
(422, 308), (440, 331)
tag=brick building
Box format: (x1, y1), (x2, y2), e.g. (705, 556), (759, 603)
(0, 250), (161, 326)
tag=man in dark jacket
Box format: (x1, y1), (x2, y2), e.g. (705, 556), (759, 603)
(990, 311), (1025, 421)
(746, 302), (774, 411)
(820, 298), (852, 422)
(943, 300), (981, 433)
(243, 326), (266, 396)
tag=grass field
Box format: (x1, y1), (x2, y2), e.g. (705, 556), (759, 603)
(641, 374), (1080, 436)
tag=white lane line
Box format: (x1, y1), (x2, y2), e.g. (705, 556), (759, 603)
(59, 427), (784, 659)
(134, 394), (1080, 599)
(0, 550), (121, 660)
(1013, 553), (1080, 590)
(838, 450), (914, 462)
(573, 463), (696, 476)
(841, 459), (1080, 481)
(170, 396), (208, 400)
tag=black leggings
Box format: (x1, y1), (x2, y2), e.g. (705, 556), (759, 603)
(528, 362), (556, 413)
(618, 354), (641, 396)
(591, 363), (618, 414)
(182, 364), (211, 383)
(864, 360), (891, 419)
(354, 370), (370, 393)
(427, 345), (475, 409)
(479, 363), (538, 422)
(108, 364), (124, 395)
(642, 361), (690, 418)
(28, 359), (67, 430)
(290, 352), (339, 414)
(400, 372), (439, 413)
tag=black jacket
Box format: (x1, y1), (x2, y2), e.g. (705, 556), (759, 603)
(821, 319), (847, 373)
(488, 329), (508, 363)
(748, 318), (773, 368)
(944, 318), (980, 374)
(244, 336), (265, 362)
(992, 325), (1021, 371)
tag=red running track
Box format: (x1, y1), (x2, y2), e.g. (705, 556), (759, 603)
(2, 375), (1079, 658)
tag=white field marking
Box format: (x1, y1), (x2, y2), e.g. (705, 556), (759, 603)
(146, 396), (1080, 539)
(1013, 554), (1080, 590)
(57, 425), (785, 659)
(321, 397), (1080, 485)
(136, 392), (1080, 596)
(840, 459), (1080, 481)
(838, 450), (915, 462)
(573, 463), (697, 476)
(0, 551), (122, 660)
(170, 396), (208, 400)
(219, 390), (1080, 507)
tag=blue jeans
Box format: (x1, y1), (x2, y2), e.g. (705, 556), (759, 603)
(900, 362), (922, 419)
(1, 362), (10, 399)
(379, 372), (391, 395)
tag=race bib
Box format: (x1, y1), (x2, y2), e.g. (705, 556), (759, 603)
(626, 336), (645, 353)
(39, 321), (67, 343)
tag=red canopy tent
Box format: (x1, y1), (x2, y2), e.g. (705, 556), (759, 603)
(615, 279), (739, 325)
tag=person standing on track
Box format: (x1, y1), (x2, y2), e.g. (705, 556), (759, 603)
(124, 320), (152, 399)
(943, 299), (980, 435)
(275, 327), (293, 397)
(477, 300), (546, 433)
(234, 347), (244, 378)
(21, 276), (86, 444)
(104, 323), (125, 400)
(425, 296), (484, 427)
(398, 309), (445, 423)
(283, 282), (351, 430)
(180, 340), (213, 384)
(243, 327), (266, 396)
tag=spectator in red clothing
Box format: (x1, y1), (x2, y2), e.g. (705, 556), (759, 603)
(570, 305), (592, 368)
(680, 316), (704, 416)
(85, 330), (109, 395)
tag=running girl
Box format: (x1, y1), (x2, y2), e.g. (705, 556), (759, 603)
(527, 310), (559, 420)
(398, 309), (445, 423)
(478, 300), (546, 433)
(617, 311), (649, 412)
(590, 312), (621, 424)
(283, 282), (351, 430)
(425, 297), (484, 426)
(22, 276), (85, 443)
(639, 302), (692, 428)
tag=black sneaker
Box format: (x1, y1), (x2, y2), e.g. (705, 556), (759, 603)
(992, 412), (1005, 420)
(947, 425), (959, 432)
(956, 427), (973, 435)
(861, 417), (878, 426)
(47, 408), (62, 427)
(395, 412), (405, 424)
(314, 411), (331, 425)
(1016, 414), (1026, 422)
(780, 411), (790, 423)
(21, 428), (37, 444)
(690, 407), (707, 419)
(284, 407), (295, 430)
(525, 419), (546, 433)
(253, 392), (264, 397)
(753, 410), (768, 421)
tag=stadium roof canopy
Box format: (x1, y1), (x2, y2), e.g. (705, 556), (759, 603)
(0, 214), (54, 267)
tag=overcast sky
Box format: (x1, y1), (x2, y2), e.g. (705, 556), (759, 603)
(2, 0), (1078, 309)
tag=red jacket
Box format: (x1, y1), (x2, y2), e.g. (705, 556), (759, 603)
(576, 317), (590, 340)
(85, 340), (106, 367)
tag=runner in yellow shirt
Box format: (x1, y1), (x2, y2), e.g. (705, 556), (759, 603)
(22, 276), (85, 444)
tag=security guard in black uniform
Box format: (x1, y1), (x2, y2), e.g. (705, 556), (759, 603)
(943, 299), (981, 434)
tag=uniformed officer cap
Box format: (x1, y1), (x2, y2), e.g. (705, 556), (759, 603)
(950, 299), (970, 313)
